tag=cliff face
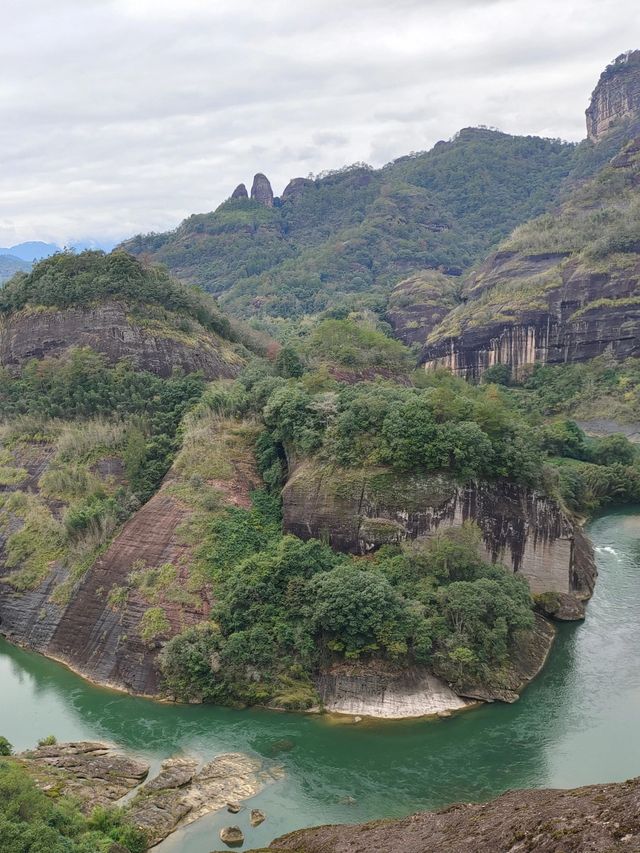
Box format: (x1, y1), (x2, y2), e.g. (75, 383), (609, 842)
(419, 132), (640, 380)
(422, 250), (640, 380)
(282, 463), (596, 604)
(0, 300), (242, 380)
(0, 415), (261, 696)
(265, 776), (640, 853)
(586, 50), (640, 141)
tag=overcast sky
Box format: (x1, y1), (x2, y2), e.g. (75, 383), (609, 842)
(1, 0), (639, 247)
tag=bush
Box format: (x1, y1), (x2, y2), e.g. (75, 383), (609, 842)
(0, 738), (12, 757)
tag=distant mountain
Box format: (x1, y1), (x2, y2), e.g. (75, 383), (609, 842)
(0, 254), (31, 284)
(0, 241), (59, 262)
(0, 239), (117, 264)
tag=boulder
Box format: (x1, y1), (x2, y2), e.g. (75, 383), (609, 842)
(250, 808), (266, 826)
(220, 825), (244, 846)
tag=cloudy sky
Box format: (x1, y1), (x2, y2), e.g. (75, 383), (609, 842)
(1, 0), (638, 247)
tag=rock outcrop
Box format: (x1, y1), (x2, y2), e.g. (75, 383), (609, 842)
(0, 416), (262, 696)
(420, 130), (640, 380)
(231, 183), (249, 200)
(385, 269), (461, 346)
(17, 742), (280, 848)
(281, 177), (315, 200)
(282, 463), (596, 605)
(586, 50), (640, 142)
(317, 663), (470, 718)
(0, 301), (242, 380)
(263, 776), (640, 852)
(251, 173), (274, 207)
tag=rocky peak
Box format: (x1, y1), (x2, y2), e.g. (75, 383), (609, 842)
(586, 50), (640, 141)
(282, 177), (315, 200)
(250, 173), (274, 207)
(230, 183), (248, 200)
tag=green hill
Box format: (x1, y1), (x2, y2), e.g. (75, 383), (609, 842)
(122, 129), (577, 321)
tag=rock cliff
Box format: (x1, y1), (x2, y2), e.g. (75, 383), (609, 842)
(586, 50), (640, 141)
(251, 173), (274, 207)
(0, 300), (242, 380)
(0, 415), (262, 696)
(282, 462), (596, 604)
(420, 131), (640, 379)
(263, 776), (640, 852)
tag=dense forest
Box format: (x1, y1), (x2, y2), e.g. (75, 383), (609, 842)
(122, 130), (579, 322)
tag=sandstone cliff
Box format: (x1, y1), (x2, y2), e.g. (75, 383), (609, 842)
(282, 462), (596, 606)
(0, 301), (242, 380)
(420, 132), (640, 379)
(586, 50), (640, 142)
(263, 776), (640, 852)
(0, 414), (262, 696)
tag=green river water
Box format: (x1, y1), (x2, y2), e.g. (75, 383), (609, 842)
(1, 508), (640, 851)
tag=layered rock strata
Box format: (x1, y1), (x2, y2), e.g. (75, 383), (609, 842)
(282, 463), (596, 604)
(0, 300), (242, 379)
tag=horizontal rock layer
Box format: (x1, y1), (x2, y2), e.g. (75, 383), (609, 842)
(0, 300), (241, 379)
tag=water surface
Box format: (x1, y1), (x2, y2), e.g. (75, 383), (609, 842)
(1, 509), (639, 850)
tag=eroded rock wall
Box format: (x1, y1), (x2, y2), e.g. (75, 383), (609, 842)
(586, 50), (640, 142)
(0, 301), (242, 379)
(282, 463), (596, 600)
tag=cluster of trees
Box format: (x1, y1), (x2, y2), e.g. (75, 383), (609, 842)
(0, 250), (233, 339)
(0, 348), (205, 501)
(0, 753), (146, 853)
(161, 516), (533, 707)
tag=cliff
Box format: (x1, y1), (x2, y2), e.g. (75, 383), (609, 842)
(0, 250), (245, 380)
(0, 414), (262, 696)
(586, 50), (640, 141)
(282, 462), (596, 606)
(420, 132), (640, 379)
(0, 301), (242, 380)
(263, 776), (640, 852)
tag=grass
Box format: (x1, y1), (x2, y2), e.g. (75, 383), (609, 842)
(0, 492), (65, 591)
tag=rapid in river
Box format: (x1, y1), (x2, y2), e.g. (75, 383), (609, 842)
(1, 508), (639, 851)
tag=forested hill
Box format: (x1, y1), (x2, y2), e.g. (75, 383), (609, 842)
(122, 129), (578, 321)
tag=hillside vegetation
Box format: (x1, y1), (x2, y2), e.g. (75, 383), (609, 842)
(123, 130), (577, 321)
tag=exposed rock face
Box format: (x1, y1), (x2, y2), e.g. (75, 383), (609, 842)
(265, 776), (640, 853)
(231, 183), (249, 200)
(317, 663), (470, 718)
(420, 131), (640, 380)
(385, 270), (461, 346)
(251, 173), (274, 207)
(17, 742), (150, 810)
(0, 301), (242, 380)
(586, 50), (640, 142)
(0, 417), (261, 697)
(281, 177), (315, 200)
(282, 463), (596, 604)
(421, 251), (640, 380)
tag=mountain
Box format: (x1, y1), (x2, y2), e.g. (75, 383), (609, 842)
(416, 51), (640, 379)
(122, 131), (577, 321)
(0, 241), (60, 262)
(0, 253), (30, 284)
(0, 250), (246, 379)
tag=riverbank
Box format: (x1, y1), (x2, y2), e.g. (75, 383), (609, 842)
(0, 509), (638, 852)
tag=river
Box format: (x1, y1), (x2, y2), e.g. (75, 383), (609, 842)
(1, 508), (639, 850)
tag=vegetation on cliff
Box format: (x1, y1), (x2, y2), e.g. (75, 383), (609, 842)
(122, 130), (576, 321)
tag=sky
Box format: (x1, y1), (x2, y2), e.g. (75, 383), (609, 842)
(1, 0), (639, 247)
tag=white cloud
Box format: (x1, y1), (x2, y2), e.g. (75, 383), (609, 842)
(0, 0), (638, 244)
